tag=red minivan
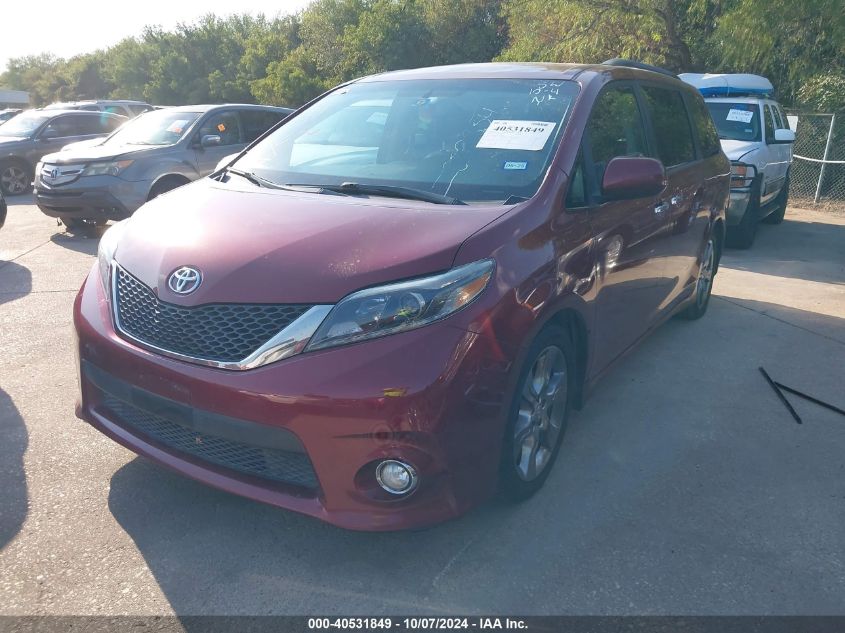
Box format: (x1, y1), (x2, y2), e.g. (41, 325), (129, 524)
(74, 61), (729, 530)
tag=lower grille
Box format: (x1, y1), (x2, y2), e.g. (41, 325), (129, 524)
(102, 395), (319, 490)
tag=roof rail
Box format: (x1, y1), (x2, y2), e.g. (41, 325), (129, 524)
(601, 58), (677, 79)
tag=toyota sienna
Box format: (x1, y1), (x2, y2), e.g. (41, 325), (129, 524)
(74, 61), (730, 530)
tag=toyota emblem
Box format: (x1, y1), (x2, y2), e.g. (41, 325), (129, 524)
(167, 266), (202, 294)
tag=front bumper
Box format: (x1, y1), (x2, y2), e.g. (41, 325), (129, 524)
(35, 175), (149, 221)
(726, 189), (753, 226)
(74, 266), (513, 530)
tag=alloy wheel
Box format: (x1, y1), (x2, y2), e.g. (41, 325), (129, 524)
(513, 346), (568, 481)
(696, 238), (715, 307)
(1, 166), (28, 195)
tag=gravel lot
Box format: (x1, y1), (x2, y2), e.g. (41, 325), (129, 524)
(1, 196), (843, 615)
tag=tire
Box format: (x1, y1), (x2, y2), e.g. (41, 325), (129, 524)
(679, 233), (718, 320)
(0, 160), (32, 196)
(763, 171), (789, 225)
(60, 216), (86, 230)
(148, 177), (188, 201)
(726, 178), (760, 249)
(500, 325), (574, 501)
(60, 216), (106, 231)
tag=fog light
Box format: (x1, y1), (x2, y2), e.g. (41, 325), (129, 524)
(375, 460), (418, 495)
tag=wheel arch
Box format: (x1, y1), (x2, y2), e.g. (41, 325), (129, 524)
(545, 307), (589, 410)
(147, 173), (192, 200)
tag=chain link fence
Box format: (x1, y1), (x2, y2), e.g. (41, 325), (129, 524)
(786, 112), (845, 210)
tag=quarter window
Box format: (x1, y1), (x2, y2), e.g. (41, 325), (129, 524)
(586, 85), (647, 185)
(641, 86), (695, 167)
(565, 155), (587, 208)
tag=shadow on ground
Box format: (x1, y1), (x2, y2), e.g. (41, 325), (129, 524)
(108, 295), (845, 616)
(721, 215), (845, 285)
(3, 193), (35, 207)
(0, 264), (32, 549)
(0, 389), (28, 549)
(49, 228), (104, 256)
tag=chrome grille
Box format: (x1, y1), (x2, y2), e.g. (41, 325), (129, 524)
(114, 266), (312, 363)
(102, 396), (319, 489)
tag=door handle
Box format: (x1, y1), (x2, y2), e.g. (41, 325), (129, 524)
(654, 202), (669, 215)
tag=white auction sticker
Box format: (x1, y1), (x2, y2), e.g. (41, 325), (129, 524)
(726, 109), (754, 123)
(477, 120), (556, 151)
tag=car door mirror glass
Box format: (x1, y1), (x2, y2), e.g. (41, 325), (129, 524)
(201, 134), (222, 148)
(601, 156), (667, 200)
(774, 128), (795, 143)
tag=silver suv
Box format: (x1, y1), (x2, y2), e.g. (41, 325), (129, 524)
(35, 104), (291, 228)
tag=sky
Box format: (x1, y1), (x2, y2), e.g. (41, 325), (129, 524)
(0, 0), (314, 72)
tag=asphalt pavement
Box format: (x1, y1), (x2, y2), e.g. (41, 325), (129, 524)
(1, 195), (843, 615)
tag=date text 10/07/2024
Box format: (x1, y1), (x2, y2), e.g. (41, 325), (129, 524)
(307, 618), (529, 630)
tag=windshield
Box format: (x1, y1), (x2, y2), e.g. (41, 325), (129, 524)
(706, 102), (761, 142)
(0, 111), (50, 137)
(103, 109), (201, 146)
(233, 78), (579, 204)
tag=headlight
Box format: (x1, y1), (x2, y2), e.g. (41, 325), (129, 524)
(306, 259), (494, 352)
(97, 220), (129, 289)
(84, 159), (134, 177)
(730, 162), (756, 187)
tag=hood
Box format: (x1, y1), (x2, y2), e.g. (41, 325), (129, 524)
(114, 178), (509, 305)
(44, 143), (165, 165)
(720, 139), (760, 162)
(61, 138), (105, 152)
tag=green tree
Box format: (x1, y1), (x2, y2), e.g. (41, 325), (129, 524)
(715, 0), (845, 103)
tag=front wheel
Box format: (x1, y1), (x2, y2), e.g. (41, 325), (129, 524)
(0, 160), (32, 196)
(500, 326), (574, 501)
(679, 235), (718, 320)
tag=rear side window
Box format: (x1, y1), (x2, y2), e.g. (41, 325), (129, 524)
(44, 115), (101, 137)
(240, 110), (285, 143)
(686, 95), (721, 158)
(764, 105), (775, 142)
(641, 86), (695, 167)
(586, 85), (647, 184)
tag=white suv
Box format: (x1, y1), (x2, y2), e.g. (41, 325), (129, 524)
(680, 74), (795, 248)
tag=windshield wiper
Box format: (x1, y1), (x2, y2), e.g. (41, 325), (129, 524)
(226, 167), (289, 190)
(227, 170), (353, 196)
(300, 182), (466, 205)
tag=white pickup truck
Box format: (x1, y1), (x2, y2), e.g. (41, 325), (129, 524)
(680, 73), (795, 248)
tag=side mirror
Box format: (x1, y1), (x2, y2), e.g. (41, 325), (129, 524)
(773, 128), (795, 144)
(601, 156), (667, 200)
(200, 134), (222, 148)
(39, 130), (58, 140)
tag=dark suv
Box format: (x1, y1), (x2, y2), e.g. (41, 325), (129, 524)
(75, 61), (729, 530)
(0, 110), (126, 195)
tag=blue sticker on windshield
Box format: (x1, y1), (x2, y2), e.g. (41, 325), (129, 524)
(504, 161), (528, 170)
